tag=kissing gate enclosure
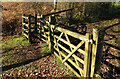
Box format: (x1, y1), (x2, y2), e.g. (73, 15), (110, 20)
(22, 10), (104, 78)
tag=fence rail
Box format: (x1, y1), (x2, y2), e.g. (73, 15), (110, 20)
(22, 10), (104, 78)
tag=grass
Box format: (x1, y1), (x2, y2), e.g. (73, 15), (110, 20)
(2, 35), (30, 66)
(41, 43), (51, 54)
(2, 35), (30, 50)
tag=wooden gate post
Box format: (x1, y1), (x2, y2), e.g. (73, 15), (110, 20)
(94, 29), (104, 75)
(90, 28), (99, 77)
(48, 16), (52, 51)
(90, 28), (104, 77)
(34, 13), (37, 33)
(22, 14), (25, 35)
(84, 33), (92, 77)
(48, 15), (55, 52)
(28, 14), (31, 43)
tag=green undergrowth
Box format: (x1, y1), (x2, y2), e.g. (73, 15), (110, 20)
(2, 35), (31, 66)
(41, 43), (51, 54)
(2, 35), (30, 50)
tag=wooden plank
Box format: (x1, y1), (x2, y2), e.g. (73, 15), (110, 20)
(54, 51), (81, 77)
(37, 16), (41, 19)
(57, 32), (63, 43)
(24, 33), (28, 38)
(23, 28), (28, 31)
(22, 23), (29, 28)
(41, 34), (48, 39)
(62, 40), (84, 63)
(54, 35), (85, 55)
(22, 14), (25, 35)
(43, 25), (48, 29)
(23, 29), (29, 33)
(84, 33), (92, 77)
(22, 16), (29, 19)
(54, 34), (62, 60)
(64, 33), (73, 51)
(40, 20), (45, 24)
(90, 28), (99, 77)
(41, 31), (49, 35)
(55, 26), (86, 40)
(55, 42), (84, 64)
(54, 47), (83, 76)
(41, 38), (48, 43)
(44, 20), (49, 24)
(37, 22), (40, 25)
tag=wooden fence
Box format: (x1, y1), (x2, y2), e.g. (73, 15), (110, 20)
(22, 10), (104, 78)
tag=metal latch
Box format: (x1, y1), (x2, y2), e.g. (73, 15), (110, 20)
(79, 37), (93, 43)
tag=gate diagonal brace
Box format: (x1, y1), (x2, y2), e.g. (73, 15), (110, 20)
(62, 41), (84, 63)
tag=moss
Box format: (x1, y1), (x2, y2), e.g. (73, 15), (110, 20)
(2, 35), (30, 66)
(2, 35), (30, 50)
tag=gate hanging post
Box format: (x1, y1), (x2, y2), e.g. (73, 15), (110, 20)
(84, 33), (92, 77)
(90, 28), (99, 77)
(90, 28), (104, 77)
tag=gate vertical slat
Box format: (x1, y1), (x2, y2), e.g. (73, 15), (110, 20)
(84, 33), (92, 77)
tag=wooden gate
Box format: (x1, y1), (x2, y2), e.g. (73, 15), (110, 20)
(51, 25), (92, 77)
(22, 11), (104, 78)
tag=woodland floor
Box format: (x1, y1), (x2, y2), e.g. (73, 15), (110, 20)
(2, 35), (75, 78)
